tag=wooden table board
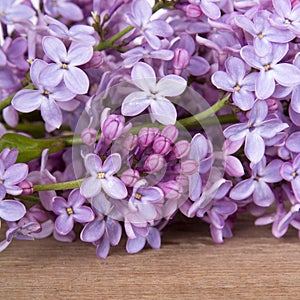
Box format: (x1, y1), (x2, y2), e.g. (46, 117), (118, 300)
(0, 213), (299, 299)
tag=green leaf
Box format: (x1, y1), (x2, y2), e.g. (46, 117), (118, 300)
(0, 133), (66, 163)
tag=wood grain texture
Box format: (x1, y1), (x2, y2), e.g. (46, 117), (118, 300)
(1, 213), (300, 300)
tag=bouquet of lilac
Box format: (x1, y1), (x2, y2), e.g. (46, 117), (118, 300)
(1, 0), (300, 259)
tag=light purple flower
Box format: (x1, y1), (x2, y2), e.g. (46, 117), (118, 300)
(125, 0), (173, 49)
(12, 59), (75, 129)
(270, 0), (300, 35)
(212, 56), (256, 110)
(40, 36), (93, 95)
(290, 53), (300, 114)
(230, 157), (283, 207)
(189, 0), (221, 20)
(241, 43), (300, 99)
(121, 62), (187, 125)
(223, 100), (289, 163)
(53, 188), (94, 235)
(0, 0), (35, 24)
(80, 193), (123, 259)
(235, 11), (294, 56)
(43, 0), (83, 21)
(0, 158), (28, 198)
(80, 153), (128, 199)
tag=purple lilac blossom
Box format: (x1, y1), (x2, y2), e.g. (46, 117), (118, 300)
(80, 153), (128, 199)
(40, 36), (93, 95)
(121, 62), (187, 125)
(125, 0), (173, 50)
(52, 188), (94, 235)
(211, 56), (256, 110)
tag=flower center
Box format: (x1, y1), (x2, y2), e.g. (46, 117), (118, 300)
(43, 90), (51, 97)
(66, 207), (74, 215)
(97, 172), (105, 179)
(292, 171), (297, 178)
(234, 84), (241, 91)
(150, 93), (157, 99)
(51, 0), (58, 6)
(284, 18), (291, 24)
(264, 64), (271, 71)
(257, 33), (264, 39)
(0, 179), (3, 184)
(135, 192), (142, 200)
(61, 63), (68, 69)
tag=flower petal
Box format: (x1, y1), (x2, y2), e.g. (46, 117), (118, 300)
(121, 91), (151, 116)
(102, 177), (128, 199)
(80, 219), (105, 242)
(42, 36), (67, 63)
(40, 97), (62, 129)
(245, 131), (265, 163)
(55, 214), (74, 235)
(0, 200), (26, 221)
(64, 67), (89, 94)
(150, 97), (177, 125)
(131, 62), (156, 93)
(80, 177), (102, 199)
(156, 75), (187, 97)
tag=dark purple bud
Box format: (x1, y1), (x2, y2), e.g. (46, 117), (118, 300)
(186, 4), (202, 18)
(19, 180), (34, 195)
(138, 127), (160, 147)
(173, 140), (191, 159)
(161, 125), (178, 143)
(144, 154), (166, 173)
(102, 114), (125, 140)
(159, 180), (182, 200)
(81, 128), (98, 146)
(173, 48), (190, 75)
(121, 169), (140, 187)
(153, 136), (172, 155)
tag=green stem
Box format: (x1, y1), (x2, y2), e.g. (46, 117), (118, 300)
(17, 195), (41, 204)
(177, 94), (231, 129)
(33, 178), (85, 192)
(0, 84), (35, 111)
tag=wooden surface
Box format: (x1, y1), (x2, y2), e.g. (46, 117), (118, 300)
(1, 213), (300, 300)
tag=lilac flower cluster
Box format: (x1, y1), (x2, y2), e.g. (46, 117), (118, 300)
(2, 0), (300, 258)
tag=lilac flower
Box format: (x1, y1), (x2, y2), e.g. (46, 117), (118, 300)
(44, 16), (96, 46)
(280, 153), (300, 201)
(189, 0), (221, 20)
(270, 0), (300, 35)
(80, 193), (123, 259)
(223, 100), (289, 163)
(80, 153), (128, 199)
(12, 59), (75, 129)
(121, 62), (187, 125)
(0, 157), (28, 198)
(241, 44), (300, 99)
(230, 157), (283, 207)
(211, 56), (256, 110)
(40, 36), (93, 95)
(235, 11), (294, 56)
(43, 0), (83, 21)
(53, 188), (94, 235)
(290, 53), (300, 114)
(125, 0), (173, 49)
(126, 226), (161, 254)
(0, 0), (35, 24)
(0, 197), (26, 222)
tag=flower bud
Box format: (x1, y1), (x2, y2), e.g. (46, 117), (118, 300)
(83, 51), (104, 69)
(266, 98), (278, 111)
(161, 125), (178, 143)
(186, 4), (202, 18)
(19, 180), (34, 195)
(153, 136), (172, 155)
(144, 154), (166, 173)
(138, 127), (160, 147)
(173, 140), (191, 159)
(121, 169), (140, 187)
(102, 114), (125, 140)
(81, 128), (98, 146)
(123, 133), (138, 152)
(159, 180), (182, 200)
(181, 159), (198, 175)
(173, 48), (190, 75)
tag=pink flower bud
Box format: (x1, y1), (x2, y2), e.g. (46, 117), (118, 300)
(173, 140), (191, 159)
(102, 114), (125, 140)
(123, 133), (138, 151)
(138, 127), (160, 147)
(19, 180), (34, 195)
(181, 159), (198, 175)
(121, 169), (140, 187)
(186, 4), (202, 18)
(159, 180), (182, 200)
(81, 128), (98, 146)
(173, 48), (190, 75)
(266, 98), (278, 111)
(161, 125), (178, 143)
(144, 154), (166, 173)
(153, 136), (172, 155)
(83, 51), (104, 69)
(176, 174), (189, 187)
